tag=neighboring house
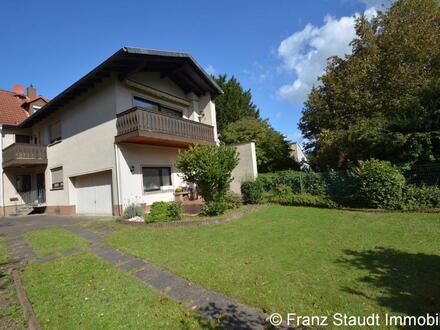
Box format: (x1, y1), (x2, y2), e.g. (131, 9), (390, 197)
(0, 85), (48, 125)
(0, 47), (222, 216)
(290, 142), (309, 169)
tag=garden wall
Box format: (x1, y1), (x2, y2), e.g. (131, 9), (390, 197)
(229, 142), (258, 194)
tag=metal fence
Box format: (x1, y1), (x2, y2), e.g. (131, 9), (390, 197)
(402, 163), (440, 186)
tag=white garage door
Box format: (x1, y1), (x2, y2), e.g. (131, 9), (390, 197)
(76, 171), (112, 215)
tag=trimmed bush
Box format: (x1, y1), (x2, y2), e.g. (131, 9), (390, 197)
(146, 201), (182, 223)
(269, 193), (337, 208)
(241, 181), (264, 204)
(123, 203), (144, 219)
(201, 199), (227, 216)
(400, 184), (440, 211)
(224, 191), (241, 210)
(350, 159), (405, 209)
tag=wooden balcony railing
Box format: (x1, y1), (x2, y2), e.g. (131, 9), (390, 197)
(116, 107), (215, 147)
(2, 143), (47, 168)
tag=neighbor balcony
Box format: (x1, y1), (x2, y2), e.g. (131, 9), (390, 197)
(2, 143), (48, 168)
(115, 107), (216, 147)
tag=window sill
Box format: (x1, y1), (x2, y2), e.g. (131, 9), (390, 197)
(50, 187), (64, 191)
(143, 188), (174, 195)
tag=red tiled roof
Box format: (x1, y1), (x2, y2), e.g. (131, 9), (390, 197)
(0, 90), (47, 125)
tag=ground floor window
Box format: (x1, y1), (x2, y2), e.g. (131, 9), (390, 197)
(142, 167), (172, 192)
(51, 167), (64, 189)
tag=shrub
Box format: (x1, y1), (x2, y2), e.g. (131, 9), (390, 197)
(167, 201), (183, 220)
(123, 203), (144, 219)
(269, 193), (337, 208)
(201, 199), (227, 216)
(400, 184), (440, 211)
(224, 191), (241, 209)
(241, 181), (264, 204)
(146, 201), (182, 223)
(268, 193), (333, 208)
(350, 159), (405, 209)
(272, 184), (293, 196)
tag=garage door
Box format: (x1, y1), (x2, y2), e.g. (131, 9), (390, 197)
(76, 171), (112, 215)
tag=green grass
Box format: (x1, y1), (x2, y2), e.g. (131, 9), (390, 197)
(21, 252), (207, 329)
(0, 238), (9, 265)
(24, 228), (89, 257)
(0, 238), (26, 329)
(107, 206), (440, 325)
(180, 205), (255, 221)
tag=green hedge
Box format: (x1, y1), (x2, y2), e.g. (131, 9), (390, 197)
(257, 170), (327, 196)
(254, 160), (440, 211)
(268, 193), (337, 208)
(400, 185), (440, 211)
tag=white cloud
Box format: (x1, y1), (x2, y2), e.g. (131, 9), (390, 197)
(277, 15), (358, 104)
(276, 7), (379, 104)
(205, 64), (216, 75)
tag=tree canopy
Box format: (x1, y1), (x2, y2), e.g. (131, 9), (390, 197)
(299, 0), (440, 169)
(222, 117), (297, 172)
(214, 74), (260, 136)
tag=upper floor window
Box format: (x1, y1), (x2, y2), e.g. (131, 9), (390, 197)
(49, 121), (61, 143)
(133, 96), (182, 118)
(133, 97), (159, 111)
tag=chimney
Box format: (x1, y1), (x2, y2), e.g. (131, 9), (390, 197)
(27, 84), (37, 99)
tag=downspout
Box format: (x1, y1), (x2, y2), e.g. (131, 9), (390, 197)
(114, 143), (122, 216)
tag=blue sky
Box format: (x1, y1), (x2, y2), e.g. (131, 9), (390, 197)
(0, 0), (387, 143)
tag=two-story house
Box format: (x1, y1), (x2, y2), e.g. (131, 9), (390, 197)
(0, 47), (222, 216)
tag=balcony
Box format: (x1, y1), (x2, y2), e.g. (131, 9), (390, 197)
(2, 143), (47, 168)
(116, 107), (216, 147)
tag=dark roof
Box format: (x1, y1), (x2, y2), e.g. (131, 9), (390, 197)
(20, 47), (222, 128)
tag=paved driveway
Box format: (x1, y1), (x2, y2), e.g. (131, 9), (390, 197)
(0, 214), (113, 235)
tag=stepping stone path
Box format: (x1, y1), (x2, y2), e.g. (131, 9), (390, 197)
(5, 224), (277, 329)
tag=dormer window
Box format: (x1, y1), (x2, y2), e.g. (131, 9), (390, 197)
(32, 105), (41, 112)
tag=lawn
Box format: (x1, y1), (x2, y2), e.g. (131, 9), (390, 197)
(0, 238), (9, 265)
(0, 238), (26, 329)
(24, 228), (89, 257)
(20, 252), (207, 329)
(107, 206), (440, 324)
